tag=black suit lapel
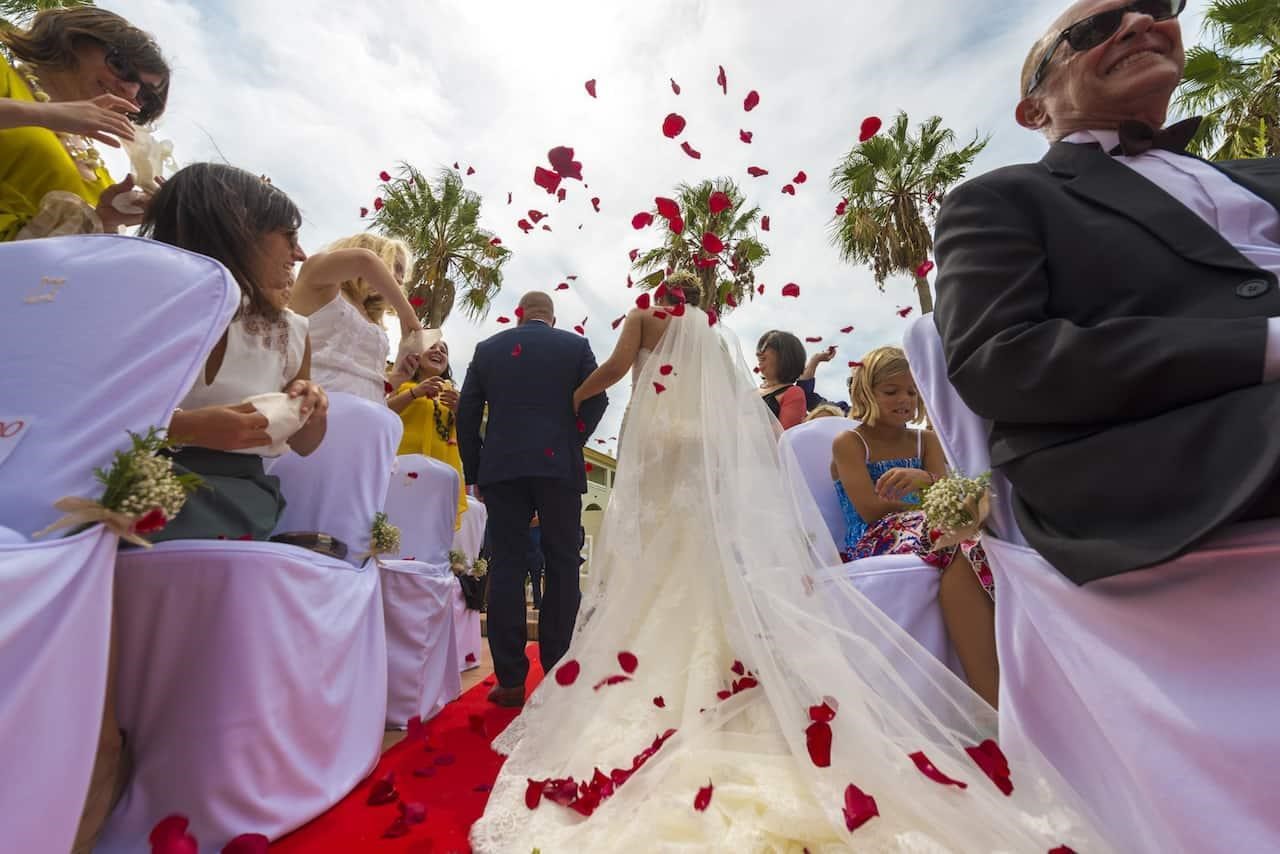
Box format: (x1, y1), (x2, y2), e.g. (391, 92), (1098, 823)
(1042, 141), (1260, 276)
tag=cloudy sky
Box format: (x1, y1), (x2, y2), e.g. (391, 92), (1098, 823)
(105, 0), (1206, 455)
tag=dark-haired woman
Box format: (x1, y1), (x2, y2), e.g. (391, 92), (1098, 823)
(0, 7), (170, 240)
(141, 163), (328, 542)
(755, 329), (807, 429)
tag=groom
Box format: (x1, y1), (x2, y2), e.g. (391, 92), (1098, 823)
(457, 291), (608, 706)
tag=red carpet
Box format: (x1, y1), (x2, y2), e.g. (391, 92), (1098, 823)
(272, 646), (543, 854)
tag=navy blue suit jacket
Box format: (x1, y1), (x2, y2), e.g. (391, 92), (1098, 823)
(456, 321), (608, 492)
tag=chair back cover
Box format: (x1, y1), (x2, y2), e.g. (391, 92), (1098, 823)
(451, 496), (488, 669)
(902, 315), (1025, 545)
(269, 392), (402, 564)
(383, 454), (460, 568)
(779, 416), (858, 546)
(0, 235), (238, 854)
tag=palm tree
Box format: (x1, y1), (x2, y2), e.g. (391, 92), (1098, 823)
(1175, 0), (1279, 160)
(0, 0), (94, 29)
(372, 163), (511, 329)
(829, 112), (987, 314)
(631, 177), (769, 314)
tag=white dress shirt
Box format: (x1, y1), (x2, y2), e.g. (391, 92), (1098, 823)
(1065, 129), (1280, 380)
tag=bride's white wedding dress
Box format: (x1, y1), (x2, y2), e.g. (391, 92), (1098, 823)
(471, 313), (1108, 853)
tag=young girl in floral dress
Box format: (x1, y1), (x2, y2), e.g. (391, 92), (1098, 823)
(831, 345), (999, 706)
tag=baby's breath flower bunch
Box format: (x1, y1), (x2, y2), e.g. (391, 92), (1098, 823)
(449, 549), (489, 578)
(98, 428), (201, 524)
(468, 557), (489, 579)
(920, 471), (992, 539)
(369, 512), (401, 555)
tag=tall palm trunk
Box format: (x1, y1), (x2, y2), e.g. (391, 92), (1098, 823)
(914, 276), (934, 314)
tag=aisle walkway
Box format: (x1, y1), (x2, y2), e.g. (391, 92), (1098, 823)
(271, 645), (543, 853)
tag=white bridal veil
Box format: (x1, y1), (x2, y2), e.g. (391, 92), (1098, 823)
(472, 312), (1108, 852)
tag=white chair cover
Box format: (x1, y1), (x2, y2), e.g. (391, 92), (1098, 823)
(379, 455), (464, 726)
(0, 235), (238, 854)
(903, 314), (1280, 852)
(268, 392), (404, 564)
(779, 417), (858, 545)
(451, 496), (487, 670)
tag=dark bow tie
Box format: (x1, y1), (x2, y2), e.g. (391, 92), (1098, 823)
(1108, 117), (1202, 157)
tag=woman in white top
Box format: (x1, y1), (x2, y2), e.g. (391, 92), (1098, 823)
(138, 162), (328, 541)
(288, 232), (425, 403)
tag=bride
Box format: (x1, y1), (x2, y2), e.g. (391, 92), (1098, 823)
(470, 279), (1108, 852)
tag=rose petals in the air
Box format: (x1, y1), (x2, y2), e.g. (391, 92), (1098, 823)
(547, 146), (583, 180)
(533, 166), (561, 194)
(915, 259), (935, 278)
(708, 191), (730, 215)
(555, 660), (581, 686)
(662, 113), (686, 138)
(716, 65), (727, 94)
(910, 751), (969, 789)
(701, 232), (724, 254)
(632, 212), (654, 229)
(842, 784), (879, 832)
(858, 116), (883, 142)
(743, 90), (760, 111)
(680, 141), (702, 159)
(584, 79), (597, 98)
(781, 282), (800, 298)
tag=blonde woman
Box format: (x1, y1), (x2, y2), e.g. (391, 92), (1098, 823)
(831, 345), (998, 706)
(289, 232), (424, 403)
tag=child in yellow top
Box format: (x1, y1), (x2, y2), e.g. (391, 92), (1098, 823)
(388, 338), (467, 527)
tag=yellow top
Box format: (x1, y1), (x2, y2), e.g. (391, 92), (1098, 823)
(396, 381), (467, 528)
(1, 56), (114, 241)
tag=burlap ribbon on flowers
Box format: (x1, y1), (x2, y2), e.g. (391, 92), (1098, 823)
(929, 490), (991, 551)
(31, 497), (157, 548)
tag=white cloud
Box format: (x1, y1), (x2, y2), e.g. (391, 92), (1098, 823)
(104, 0), (1206, 455)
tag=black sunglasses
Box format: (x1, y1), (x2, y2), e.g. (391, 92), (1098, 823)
(104, 46), (163, 121)
(1024, 0), (1186, 96)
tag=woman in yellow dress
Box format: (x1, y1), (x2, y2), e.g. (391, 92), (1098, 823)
(0, 7), (170, 240)
(388, 337), (468, 527)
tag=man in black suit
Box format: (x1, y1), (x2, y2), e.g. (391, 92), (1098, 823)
(457, 291), (608, 705)
(934, 0), (1280, 585)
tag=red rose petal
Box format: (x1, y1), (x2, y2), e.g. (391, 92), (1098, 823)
(465, 652), (477, 664)
(848, 360), (863, 367)
(133, 507), (167, 535)
(739, 130), (754, 145)
(842, 783), (879, 832)
(781, 184), (796, 195)
(591, 197), (601, 212)
(805, 721), (833, 767)
(611, 315), (625, 329)
(497, 316), (511, 324)
(635, 293), (651, 310)
(793, 170), (807, 184)
(373, 197), (384, 211)
(1049, 847), (1079, 854)
(694, 781), (714, 811)
(555, 660), (581, 686)
(680, 141), (702, 159)
(399, 801), (427, 825)
(655, 196), (681, 220)
(731, 660), (745, 676)
(708, 191), (730, 215)
(544, 447), (555, 457)
(489, 237), (502, 246)
(556, 282), (569, 291)
(466, 166), (476, 175)
(966, 739), (1014, 796)
(701, 232), (724, 254)
(668, 215), (685, 234)
(577, 417), (587, 433)
(359, 206), (368, 218)
(662, 112), (686, 138)
(409, 295), (425, 307)
(761, 215), (770, 231)
(659, 364), (674, 376)
(515, 306), (525, 319)
(910, 751), (969, 788)
(897, 306), (914, 318)
(540, 224), (551, 232)
(150, 815), (197, 854)
(381, 818), (410, 839)
(557, 188), (566, 202)
(221, 834), (269, 854)
(781, 282), (801, 298)
(406, 472), (419, 480)
(525, 778), (544, 809)
(593, 674), (632, 690)
(915, 259), (935, 278)
(716, 64), (727, 94)
(632, 211), (654, 229)
(669, 302), (686, 316)
(528, 210), (546, 223)
(517, 219), (533, 233)
(706, 308), (718, 326)
(618, 651), (639, 673)
(367, 771), (399, 806)
(835, 199), (848, 216)
(670, 78), (681, 95)
(653, 696), (666, 708)
(841, 326), (854, 333)
(507, 191), (512, 204)
(858, 116), (883, 142)
(743, 90), (760, 111)
(805, 336), (822, 343)
(628, 248), (640, 261)
(725, 292), (737, 307)
(547, 146), (584, 180)
(653, 382), (666, 394)
(573, 325), (584, 335)
(584, 78), (597, 98)
(533, 166), (562, 194)
(379, 170), (392, 182)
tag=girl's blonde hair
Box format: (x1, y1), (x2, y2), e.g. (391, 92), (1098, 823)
(847, 346), (925, 426)
(325, 233), (411, 321)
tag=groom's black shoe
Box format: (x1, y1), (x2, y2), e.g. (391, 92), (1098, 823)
(487, 684), (525, 708)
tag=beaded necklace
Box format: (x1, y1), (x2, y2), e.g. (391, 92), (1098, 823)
(14, 62), (107, 182)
